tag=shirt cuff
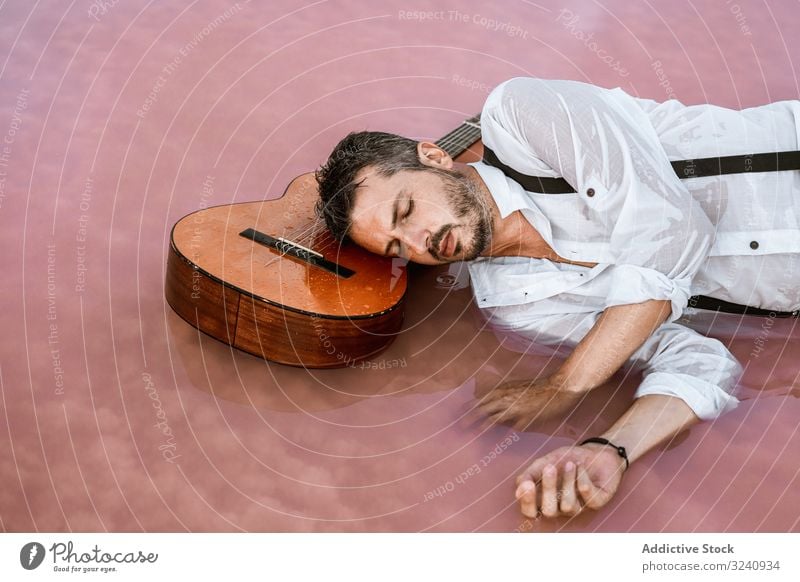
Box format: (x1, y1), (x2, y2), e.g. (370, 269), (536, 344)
(605, 264), (692, 323)
(633, 371), (740, 420)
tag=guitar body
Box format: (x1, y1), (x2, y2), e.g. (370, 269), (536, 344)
(166, 172), (408, 368)
(165, 115), (484, 368)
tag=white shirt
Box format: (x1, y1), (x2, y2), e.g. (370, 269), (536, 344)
(466, 76), (800, 420)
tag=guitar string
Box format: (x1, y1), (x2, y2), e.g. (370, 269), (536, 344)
(435, 126), (481, 154)
(436, 123), (481, 148)
(434, 127), (476, 151)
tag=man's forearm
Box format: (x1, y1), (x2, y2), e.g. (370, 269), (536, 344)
(554, 299), (672, 393)
(588, 394), (700, 464)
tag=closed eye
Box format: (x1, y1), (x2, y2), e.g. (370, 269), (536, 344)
(383, 194), (414, 258)
(386, 197), (414, 257)
(404, 197), (414, 220)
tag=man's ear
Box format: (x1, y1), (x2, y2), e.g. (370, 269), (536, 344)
(417, 141), (454, 169)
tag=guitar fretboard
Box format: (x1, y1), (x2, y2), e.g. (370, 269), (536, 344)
(435, 113), (481, 159)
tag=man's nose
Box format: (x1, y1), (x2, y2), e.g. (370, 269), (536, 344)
(404, 226), (431, 256)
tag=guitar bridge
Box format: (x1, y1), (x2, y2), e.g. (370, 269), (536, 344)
(239, 228), (355, 278)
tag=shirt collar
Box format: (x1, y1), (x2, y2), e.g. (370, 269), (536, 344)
(468, 161), (521, 219)
(468, 160), (554, 245)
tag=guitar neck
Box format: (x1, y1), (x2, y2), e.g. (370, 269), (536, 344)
(435, 113), (482, 159)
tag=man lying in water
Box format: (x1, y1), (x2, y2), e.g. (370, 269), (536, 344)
(313, 76), (800, 518)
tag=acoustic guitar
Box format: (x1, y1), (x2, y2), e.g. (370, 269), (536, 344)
(165, 114), (485, 368)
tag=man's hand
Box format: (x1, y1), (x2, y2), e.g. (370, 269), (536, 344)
(514, 443), (626, 518)
(474, 376), (584, 431)
(511, 395), (701, 519)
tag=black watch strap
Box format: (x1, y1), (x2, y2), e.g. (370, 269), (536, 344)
(580, 437), (630, 471)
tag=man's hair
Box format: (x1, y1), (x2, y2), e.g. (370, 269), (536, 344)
(314, 131), (427, 243)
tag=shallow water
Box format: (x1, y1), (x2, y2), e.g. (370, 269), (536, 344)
(1, 0), (798, 532)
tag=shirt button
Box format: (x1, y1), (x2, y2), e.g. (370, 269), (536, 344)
(750, 240), (759, 250)
(586, 188), (595, 197)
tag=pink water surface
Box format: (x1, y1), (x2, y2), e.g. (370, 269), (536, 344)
(0, 0), (798, 532)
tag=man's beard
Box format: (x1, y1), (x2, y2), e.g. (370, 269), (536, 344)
(427, 167), (492, 262)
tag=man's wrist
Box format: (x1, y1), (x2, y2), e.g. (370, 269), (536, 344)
(599, 429), (640, 465)
(579, 439), (630, 471)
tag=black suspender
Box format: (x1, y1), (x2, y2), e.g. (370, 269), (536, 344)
(482, 145), (800, 194)
(481, 145), (800, 318)
(687, 295), (799, 318)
